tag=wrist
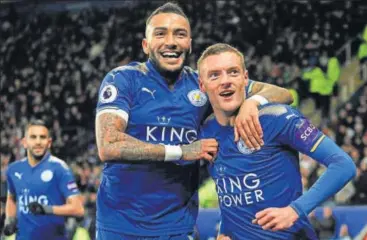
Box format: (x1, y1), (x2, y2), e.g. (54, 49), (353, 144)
(248, 95), (269, 106)
(289, 202), (306, 218)
(43, 205), (54, 214)
(164, 145), (182, 161)
(5, 216), (16, 225)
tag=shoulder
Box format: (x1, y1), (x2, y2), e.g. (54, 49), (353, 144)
(7, 158), (27, 173)
(47, 155), (70, 171)
(259, 104), (300, 133)
(111, 62), (149, 76)
(183, 66), (199, 82)
(259, 103), (296, 119)
(103, 62), (148, 83)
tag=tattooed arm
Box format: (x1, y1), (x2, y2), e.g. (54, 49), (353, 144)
(247, 81), (293, 104)
(96, 113), (217, 162)
(96, 113), (165, 162)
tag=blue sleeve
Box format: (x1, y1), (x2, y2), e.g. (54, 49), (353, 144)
(58, 167), (80, 199)
(6, 168), (16, 196)
(277, 113), (356, 217)
(96, 70), (133, 114)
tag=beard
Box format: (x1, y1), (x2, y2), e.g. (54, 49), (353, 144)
(29, 148), (47, 161)
(149, 48), (190, 81)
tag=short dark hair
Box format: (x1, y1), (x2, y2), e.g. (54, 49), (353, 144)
(25, 119), (50, 136)
(197, 43), (246, 73)
(145, 2), (189, 32)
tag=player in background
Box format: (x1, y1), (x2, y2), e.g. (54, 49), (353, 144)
(198, 43), (356, 240)
(3, 120), (84, 240)
(95, 2), (293, 239)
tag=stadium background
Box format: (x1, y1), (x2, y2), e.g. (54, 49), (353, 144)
(0, 0), (366, 239)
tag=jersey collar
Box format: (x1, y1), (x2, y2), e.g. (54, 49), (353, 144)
(27, 152), (51, 169)
(146, 59), (187, 90)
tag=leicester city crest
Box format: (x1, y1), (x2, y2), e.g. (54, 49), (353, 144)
(187, 89), (207, 107)
(237, 139), (254, 154)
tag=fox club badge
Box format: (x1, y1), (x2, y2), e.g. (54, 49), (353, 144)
(188, 89), (207, 107)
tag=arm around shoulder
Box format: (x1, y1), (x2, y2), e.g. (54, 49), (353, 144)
(248, 81), (294, 105)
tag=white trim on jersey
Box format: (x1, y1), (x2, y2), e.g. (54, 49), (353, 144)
(49, 156), (69, 170)
(96, 108), (129, 123)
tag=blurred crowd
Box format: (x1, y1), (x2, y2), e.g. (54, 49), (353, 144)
(1, 0), (366, 239)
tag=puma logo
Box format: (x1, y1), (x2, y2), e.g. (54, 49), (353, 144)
(15, 172), (23, 180)
(142, 87), (156, 99)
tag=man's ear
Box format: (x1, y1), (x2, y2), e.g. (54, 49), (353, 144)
(189, 39), (192, 54)
(244, 70), (249, 86)
(47, 138), (52, 149)
(142, 38), (149, 55)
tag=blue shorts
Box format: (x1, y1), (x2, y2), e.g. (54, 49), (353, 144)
(96, 229), (196, 240)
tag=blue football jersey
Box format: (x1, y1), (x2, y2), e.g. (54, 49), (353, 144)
(201, 104), (319, 240)
(95, 59), (254, 236)
(6, 153), (79, 240)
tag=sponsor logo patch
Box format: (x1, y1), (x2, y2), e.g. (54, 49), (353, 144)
(295, 118), (320, 147)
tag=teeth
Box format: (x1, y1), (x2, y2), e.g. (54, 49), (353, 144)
(162, 52), (179, 58)
(220, 91), (234, 96)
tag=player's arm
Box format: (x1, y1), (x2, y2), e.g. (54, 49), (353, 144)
(3, 172), (18, 236)
(28, 195), (84, 217)
(29, 166), (84, 217)
(235, 80), (293, 150)
(96, 71), (217, 163)
(254, 112), (356, 231)
(50, 195), (84, 217)
(288, 137), (356, 218)
(96, 113), (217, 162)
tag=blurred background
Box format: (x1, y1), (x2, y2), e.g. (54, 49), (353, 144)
(0, 0), (366, 239)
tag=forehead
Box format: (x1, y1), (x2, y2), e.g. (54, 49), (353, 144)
(27, 125), (49, 136)
(201, 52), (242, 73)
(148, 13), (190, 32)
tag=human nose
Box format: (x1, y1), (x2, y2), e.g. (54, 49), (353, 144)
(165, 33), (176, 47)
(220, 73), (231, 87)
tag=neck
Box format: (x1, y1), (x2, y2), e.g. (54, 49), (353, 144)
(213, 108), (239, 127)
(27, 152), (45, 167)
(149, 58), (182, 89)
(161, 71), (180, 89)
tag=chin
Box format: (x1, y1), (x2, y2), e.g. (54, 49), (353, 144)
(32, 151), (46, 159)
(220, 103), (241, 113)
(162, 63), (184, 72)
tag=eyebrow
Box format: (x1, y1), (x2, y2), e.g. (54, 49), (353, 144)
(207, 69), (221, 76)
(153, 27), (188, 33)
(227, 66), (240, 72)
(29, 134), (48, 137)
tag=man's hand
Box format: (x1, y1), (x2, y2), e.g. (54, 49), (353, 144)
(252, 206), (299, 231)
(3, 217), (17, 236)
(234, 99), (264, 150)
(217, 234), (231, 240)
(28, 202), (53, 215)
(181, 139), (218, 162)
